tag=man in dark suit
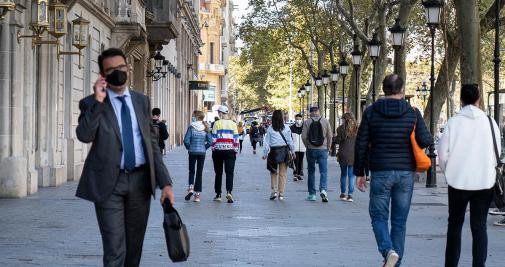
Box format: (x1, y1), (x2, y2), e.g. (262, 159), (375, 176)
(75, 48), (175, 267)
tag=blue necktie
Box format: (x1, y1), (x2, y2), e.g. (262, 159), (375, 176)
(117, 96), (136, 171)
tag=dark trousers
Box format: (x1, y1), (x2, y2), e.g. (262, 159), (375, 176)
(212, 150), (236, 194)
(94, 168), (151, 267)
(251, 140), (258, 150)
(294, 152), (304, 176)
(445, 186), (494, 267)
(239, 140), (244, 153)
(188, 154), (206, 192)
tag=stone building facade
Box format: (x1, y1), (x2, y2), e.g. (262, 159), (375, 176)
(0, 0), (202, 198)
(198, 0), (237, 115)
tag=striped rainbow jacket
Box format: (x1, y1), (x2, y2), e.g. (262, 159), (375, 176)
(211, 119), (240, 152)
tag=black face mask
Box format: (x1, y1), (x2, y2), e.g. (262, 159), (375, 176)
(106, 70), (128, 86)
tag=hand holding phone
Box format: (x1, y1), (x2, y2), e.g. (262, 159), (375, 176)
(93, 76), (107, 103)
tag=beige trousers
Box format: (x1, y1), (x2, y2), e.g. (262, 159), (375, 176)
(271, 163), (287, 194)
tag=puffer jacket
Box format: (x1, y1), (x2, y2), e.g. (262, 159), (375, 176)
(353, 98), (433, 176)
(290, 124), (306, 152)
(183, 121), (212, 155)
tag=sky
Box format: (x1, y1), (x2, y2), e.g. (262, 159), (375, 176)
(233, 0), (250, 50)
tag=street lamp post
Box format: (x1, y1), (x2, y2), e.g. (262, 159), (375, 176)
(298, 88), (305, 115)
(422, 0), (444, 188)
(315, 75), (323, 109)
(330, 65), (340, 130)
(368, 33), (381, 102)
(389, 18), (406, 74)
(322, 70), (330, 118)
(494, 0), (501, 125)
(339, 56), (349, 115)
(304, 80), (312, 118)
(351, 37), (363, 118)
(416, 82), (429, 104)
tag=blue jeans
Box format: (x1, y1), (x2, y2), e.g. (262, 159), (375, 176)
(340, 165), (355, 195)
(369, 171), (414, 265)
(306, 149), (328, 195)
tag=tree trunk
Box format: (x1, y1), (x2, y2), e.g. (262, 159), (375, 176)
(396, 0), (417, 82)
(423, 36), (461, 129)
(455, 0), (483, 102)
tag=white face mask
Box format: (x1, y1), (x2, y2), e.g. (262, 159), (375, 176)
(295, 119), (303, 125)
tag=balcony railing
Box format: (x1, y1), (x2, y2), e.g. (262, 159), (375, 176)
(199, 63), (226, 75)
(115, 0), (146, 29)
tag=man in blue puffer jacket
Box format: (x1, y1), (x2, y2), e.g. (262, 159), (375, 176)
(354, 74), (433, 267)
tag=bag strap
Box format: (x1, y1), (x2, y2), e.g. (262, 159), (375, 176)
(411, 106), (418, 132)
(278, 129), (293, 152)
(487, 116), (500, 165)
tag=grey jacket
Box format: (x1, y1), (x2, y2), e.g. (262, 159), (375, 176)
(301, 116), (333, 150)
(75, 90), (172, 203)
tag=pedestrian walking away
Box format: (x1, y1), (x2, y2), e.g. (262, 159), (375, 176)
(75, 48), (175, 267)
(302, 106), (333, 202)
(249, 121), (261, 154)
(437, 84), (500, 267)
(290, 114), (306, 181)
(183, 110), (212, 203)
(152, 108), (169, 155)
(336, 112), (357, 203)
(354, 74), (433, 267)
(237, 122), (246, 153)
(259, 123), (266, 147)
(263, 110), (295, 201)
(211, 105), (240, 203)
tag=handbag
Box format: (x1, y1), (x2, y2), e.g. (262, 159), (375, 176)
(163, 200), (190, 262)
(411, 107), (431, 172)
(486, 116), (505, 209)
(278, 130), (296, 171)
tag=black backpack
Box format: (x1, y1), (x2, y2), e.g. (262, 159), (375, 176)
(308, 118), (325, 146)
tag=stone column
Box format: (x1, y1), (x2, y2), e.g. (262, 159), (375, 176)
(0, 12), (28, 198)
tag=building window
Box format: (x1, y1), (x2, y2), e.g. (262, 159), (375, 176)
(210, 42), (214, 64)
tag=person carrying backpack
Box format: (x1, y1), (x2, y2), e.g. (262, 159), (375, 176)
(249, 122), (261, 154)
(302, 106), (333, 202)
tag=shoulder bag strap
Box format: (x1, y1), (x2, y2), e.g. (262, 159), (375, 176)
(278, 129), (293, 152)
(487, 116), (500, 165)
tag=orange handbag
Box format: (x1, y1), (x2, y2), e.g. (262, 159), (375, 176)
(411, 108), (431, 172)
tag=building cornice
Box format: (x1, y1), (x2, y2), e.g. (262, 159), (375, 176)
(64, 0), (116, 29)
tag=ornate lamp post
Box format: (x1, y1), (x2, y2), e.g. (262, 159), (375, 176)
(351, 37), (363, 118)
(422, 0), (444, 188)
(315, 75), (323, 109)
(339, 56), (349, 115)
(0, 0), (16, 20)
(298, 87), (306, 115)
(367, 33), (381, 102)
(304, 79), (312, 116)
(147, 51), (166, 81)
(416, 81), (429, 104)
(494, 0), (501, 125)
(330, 65), (340, 130)
(389, 18), (406, 74)
(322, 70), (330, 117)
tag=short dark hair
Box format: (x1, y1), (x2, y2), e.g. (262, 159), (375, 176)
(295, 113), (303, 118)
(98, 48), (127, 74)
(461, 84), (480, 106)
(271, 110), (285, 131)
(382, 74), (404, 96)
(152, 108), (161, 116)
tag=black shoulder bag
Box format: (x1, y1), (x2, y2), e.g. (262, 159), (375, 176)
(278, 129), (296, 171)
(487, 116), (505, 209)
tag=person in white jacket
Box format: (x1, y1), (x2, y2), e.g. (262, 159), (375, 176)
(290, 114), (306, 181)
(437, 84), (500, 267)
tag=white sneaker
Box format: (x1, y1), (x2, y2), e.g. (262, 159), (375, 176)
(384, 250), (399, 267)
(494, 218), (505, 226)
(279, 194), (284, 201)
(489, 208), (505, 216)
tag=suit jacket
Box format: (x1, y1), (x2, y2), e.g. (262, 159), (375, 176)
(75, 90), (172, 203)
